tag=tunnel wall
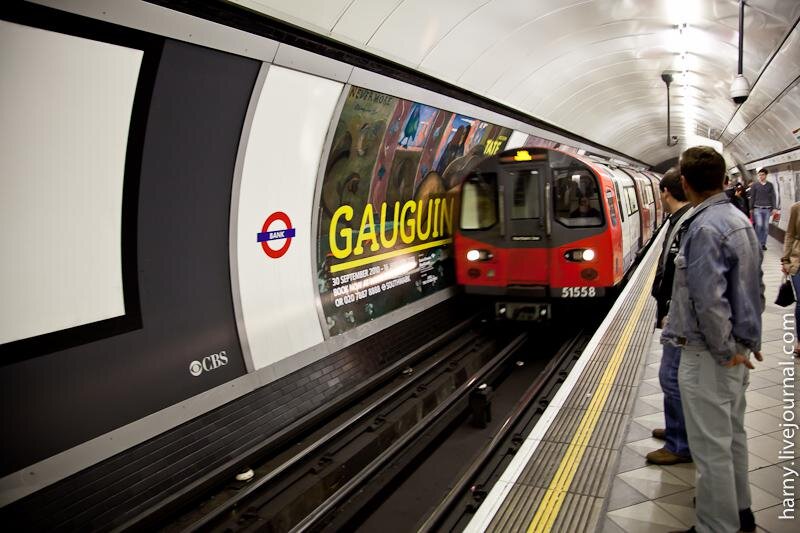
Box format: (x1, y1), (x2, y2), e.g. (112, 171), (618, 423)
(0, 0), (648, 503)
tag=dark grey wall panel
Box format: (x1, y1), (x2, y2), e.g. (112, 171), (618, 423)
(0, 39), (259, 476)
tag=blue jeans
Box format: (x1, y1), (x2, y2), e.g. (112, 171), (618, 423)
(659, 343), (691, 457)
(753, 207), (771, 247)
(679, 348), (751, 533)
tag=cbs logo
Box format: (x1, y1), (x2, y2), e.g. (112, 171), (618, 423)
(189, 350), (229, 376)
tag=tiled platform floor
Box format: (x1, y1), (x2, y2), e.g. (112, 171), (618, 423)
(603, 235), (799, 533)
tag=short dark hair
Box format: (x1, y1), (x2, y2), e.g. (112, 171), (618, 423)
(757, 168), (768, 175)
(679, 146), (725, 193)
(659, 167), (686, 201)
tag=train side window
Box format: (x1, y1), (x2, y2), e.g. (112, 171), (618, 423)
(510, 169), (541, 219)
(606, 190), (618, 226)
(624, 186), (639, 216)
(613, 181), (625, 221)
(647, 182), (656, 205)
(460, 172), (498, 230)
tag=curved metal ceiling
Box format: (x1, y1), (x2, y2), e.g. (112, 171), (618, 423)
(232, 0), (800, 166)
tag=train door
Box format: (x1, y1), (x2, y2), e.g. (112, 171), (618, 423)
(638, 175), (657, 242)
(611, 170), (640, 272)
(502, 162), (549, 284)
(621, 169), (651, 247)
(646, 172), (663, 224)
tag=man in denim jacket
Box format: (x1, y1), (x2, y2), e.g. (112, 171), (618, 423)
(662, 146), (764, 533)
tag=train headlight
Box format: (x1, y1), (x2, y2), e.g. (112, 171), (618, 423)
(564, 248), (596, 262)
(466, 249), (493, 261)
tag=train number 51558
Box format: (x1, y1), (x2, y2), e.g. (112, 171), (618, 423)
(561, 286), (597, 298)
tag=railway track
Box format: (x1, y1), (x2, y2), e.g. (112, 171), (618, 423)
(146, 313), (596, 533)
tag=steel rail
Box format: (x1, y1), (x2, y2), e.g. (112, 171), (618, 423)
(416, 333), (586, 532)
(289, 331), (530, 533)
(180, 316), (483, 532)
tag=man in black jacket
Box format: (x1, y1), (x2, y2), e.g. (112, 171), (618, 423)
(648, 167), (693, 465)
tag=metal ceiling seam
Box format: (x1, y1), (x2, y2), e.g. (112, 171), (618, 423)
(568, 94), (666, 124)
(362, 0), (406, 48)
(453, 0), (595, 83)
(500, 40), (662, 101)
(329, 0), (359, 33)
(542, 70), (660, 117)
(483, 22), (662, 97)
(413, 0), (493, 69)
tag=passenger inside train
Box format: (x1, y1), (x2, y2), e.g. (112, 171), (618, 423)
(570, 196), (601, 219)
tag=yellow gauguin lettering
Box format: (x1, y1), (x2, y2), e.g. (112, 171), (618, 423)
(440, 197), (454, 237)
(354, 203), (380, 255)
(329, 205), (353, 259)
(400, 200), (416, 244)
(380, 202), (399, 248)
(417, 199), (432, 240)
(432, 198), (441, 238)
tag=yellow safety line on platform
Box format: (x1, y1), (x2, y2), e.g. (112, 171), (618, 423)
(526, 262), (657, 533)
(329, 238), (452, 273)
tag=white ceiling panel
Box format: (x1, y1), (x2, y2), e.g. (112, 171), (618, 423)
(331, 0), (403, 45)
(234, 0), (800, 166)
(364, 0), (489, 66)
(232, 0), (353, 32)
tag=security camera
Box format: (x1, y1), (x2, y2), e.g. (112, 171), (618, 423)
(730, 74), (750, 104)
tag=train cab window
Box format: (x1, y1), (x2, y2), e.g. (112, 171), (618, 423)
(510, 169), (541, 219)
(460, 172), (498, 230)
(552, 168), (603, 227)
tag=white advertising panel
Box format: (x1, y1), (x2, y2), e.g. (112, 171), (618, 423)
(0, 21), (142, 345)
(505, 130), (529, 150)
(234, 65), (343, 371)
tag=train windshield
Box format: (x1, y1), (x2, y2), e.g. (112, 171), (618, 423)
(509, 169), (541, 219)
(552, 165), (603, 227)
(460, 172), (498, 230)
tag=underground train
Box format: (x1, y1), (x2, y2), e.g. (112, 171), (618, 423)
(454, 146), (663, 320)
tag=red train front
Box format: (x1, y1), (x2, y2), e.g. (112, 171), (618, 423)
(454, 146), (660, 320)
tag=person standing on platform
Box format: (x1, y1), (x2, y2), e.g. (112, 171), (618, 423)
(781, 201), (800, 357)
(750, 168), (777, 250)
(725, 177), (749, 217)
(662, 146), (764, 533)
(647, 167), (693, 465)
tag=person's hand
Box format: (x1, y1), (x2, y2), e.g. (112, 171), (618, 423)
(723, 353), (755, 369)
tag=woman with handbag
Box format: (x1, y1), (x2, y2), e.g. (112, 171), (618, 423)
(780, 200), (800, 356)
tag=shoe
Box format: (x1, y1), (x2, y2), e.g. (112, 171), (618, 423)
(646, 447), (693, 465)
(669, 527), (695, 533)
(739, 507), (756, 532)
(652, 428), (666, 440)
(762, 245), (767, 250)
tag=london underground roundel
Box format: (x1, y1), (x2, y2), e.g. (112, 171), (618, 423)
(257, 211), (296, 259)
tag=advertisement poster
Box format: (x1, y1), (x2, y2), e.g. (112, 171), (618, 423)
(317, 86), (512, 335)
